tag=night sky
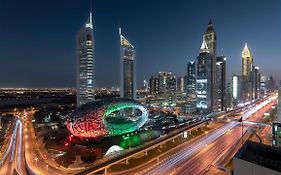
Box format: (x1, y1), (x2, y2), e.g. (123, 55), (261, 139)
(0, 0), (280, 88)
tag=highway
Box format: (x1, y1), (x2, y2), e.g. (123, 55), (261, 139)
(109, 95), (277, 175)
(0, 95), (276, 175)
(0, 119), (27, 175)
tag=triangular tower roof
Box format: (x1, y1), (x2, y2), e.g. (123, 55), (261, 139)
(200, 38), (209, 53)
(119, 27), (134, 48)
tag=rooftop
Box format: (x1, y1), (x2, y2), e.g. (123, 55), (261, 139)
(234, 141), (281, 172)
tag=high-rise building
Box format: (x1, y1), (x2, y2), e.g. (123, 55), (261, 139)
(76, 12), (94, 106)
(158, 72), (173, 93)
(203, 19), (217, 111)
(260, 75), (267, 97)
(252, 66), (260, 99)
(268, 75), (276, 91)
(232, 74), (243, 106)
(176, 77), (185, 92)
(149, 76), (159, 95)
(241, 43), (253, 102)
(167, 76), (177, 93)
(196, 39), (212, 114)
(186, 61), (196, 103)
(216, 55), (226, 111)
(119, 27), (136, 100)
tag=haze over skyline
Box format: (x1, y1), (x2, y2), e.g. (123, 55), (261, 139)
(0, 0), (280, 88)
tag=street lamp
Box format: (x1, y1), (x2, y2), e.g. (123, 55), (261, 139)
(205, 131), (208, 148)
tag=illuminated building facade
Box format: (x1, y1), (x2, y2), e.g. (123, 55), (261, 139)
(158, 72), (174, 93)
(177, 77), (185, 93)
(67, 98), (148, 138)
(196, 39), (212, 114)
(252, 66), (261, 99)
(232, 74), (243, 105)
(260, 75), (267, 97)
(241, 43), (253, 102)
(203, 19), (217, 112)
(76, 12), (95, 106)
(216, 55), (226, 111)
(149, 76), (159, 95)
(186, 61), (196, 108)
(119, 28), (136, 100)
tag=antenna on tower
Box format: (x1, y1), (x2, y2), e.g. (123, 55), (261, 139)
(118, 20), (122, 35)
(90, 0), (92, 12)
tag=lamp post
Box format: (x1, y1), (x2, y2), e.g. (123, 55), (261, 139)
(238, 117), (243, 145)
(205, 131), (208, 147)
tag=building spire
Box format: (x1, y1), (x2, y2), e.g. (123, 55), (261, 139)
(85, 0), (93, 29)
(208, 18), (212, 25)
(242, 42), (252, 60)
(200, 37), (209, 53)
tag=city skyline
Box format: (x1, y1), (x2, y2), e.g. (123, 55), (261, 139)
(0, 0), (281, 88)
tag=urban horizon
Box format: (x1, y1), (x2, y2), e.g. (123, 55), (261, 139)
(1, 1), (281, 175)
(0, 0), (281, 88)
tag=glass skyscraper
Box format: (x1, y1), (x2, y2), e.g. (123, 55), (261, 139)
(76, 12), (94, 106)
(186, 61), (196, 104)
(119, 28), (136, 100)
(203, 19), (217, 112)
(196, 39), (212, 114)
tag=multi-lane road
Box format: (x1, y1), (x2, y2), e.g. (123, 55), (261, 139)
(111, 95), (277, 175)
(0, 119), (27, 175)
(0, 94), (277, 175)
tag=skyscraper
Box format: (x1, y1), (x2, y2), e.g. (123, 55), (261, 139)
(158, 72), (172, 93)
(252, 66), (260, 99)
(186, 61), (196, 104)
(232, 74), (243, 106)
(76, 12), (94, 106)
(203, 19), (217, 111)
(119, 27), (136, 100)
(216, 55), (226, 111)
(242, 43), (253, 80)
(149, 76), (159, 95)
(241, 43), (253, 102)
(176, 77), (185, 93)
(196, 39), (212, 114)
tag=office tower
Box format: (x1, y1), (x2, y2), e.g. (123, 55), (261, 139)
(252, 66), (260, 99)
(196, 39), (212, 114)
(143, 80), (149, 91)
(119, 27), (136, 100)
(149, 76), (159, 95)
(177, 77), (185, 92)
(241, 43), (253, 102)
(167, 76), (177, 93)
(268, 75), (275, 91)
(232, 74), (242, 106)
(158, 72), (172, 93)
(203, 19), (217, 111)
(226, 82), (232, 109)
(186, 61), (196, 103)
(216, 55), (226, 111)
(260, 75), (267, 97)
(76, 12), (94, 106)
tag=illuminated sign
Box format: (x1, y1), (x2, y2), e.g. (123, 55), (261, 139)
(196, 79), (208, 109)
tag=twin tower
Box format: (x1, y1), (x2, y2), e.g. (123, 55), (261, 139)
(76, 12), (136, 107)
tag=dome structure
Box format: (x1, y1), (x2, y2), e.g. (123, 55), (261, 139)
(67, 98), (148, 138)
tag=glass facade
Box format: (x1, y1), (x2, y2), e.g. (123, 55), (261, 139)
(120, 28), (136, 100)
(76, 12), (94, 106)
